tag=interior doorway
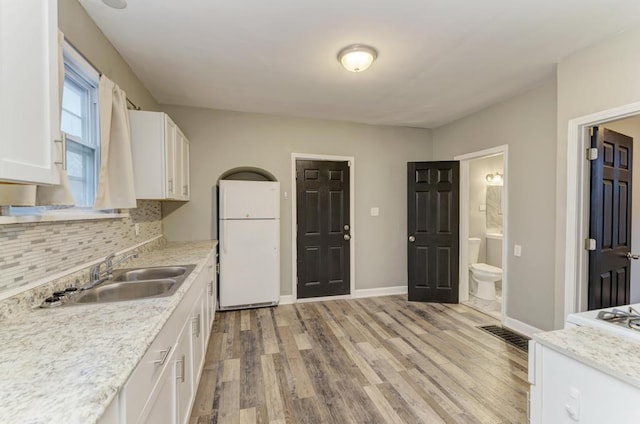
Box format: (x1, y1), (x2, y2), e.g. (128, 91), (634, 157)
(565, 110), (640, 317)
(290, 153), (356, 302)
(455, 145), (509, 322)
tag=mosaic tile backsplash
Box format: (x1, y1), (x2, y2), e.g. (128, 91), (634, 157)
(0, 200), (162, 295)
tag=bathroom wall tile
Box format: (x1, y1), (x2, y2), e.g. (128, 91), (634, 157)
(486, 185), (503, 234)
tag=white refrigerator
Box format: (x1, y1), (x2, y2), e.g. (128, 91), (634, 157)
(218, 180), (280, 310)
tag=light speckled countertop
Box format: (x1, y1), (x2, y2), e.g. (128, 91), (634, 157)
(534, 326), (640, 389)
(0, 241), (216, 424)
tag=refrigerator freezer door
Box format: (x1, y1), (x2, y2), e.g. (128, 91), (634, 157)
(219, 219), (280, 308)
(219, 180), (280, 219)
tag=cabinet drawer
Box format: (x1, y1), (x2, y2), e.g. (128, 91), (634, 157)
(122, 317), (179, 424)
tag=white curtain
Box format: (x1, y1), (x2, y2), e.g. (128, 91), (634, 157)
(36, 30), (75, 206)
(94, 75), (137, 210)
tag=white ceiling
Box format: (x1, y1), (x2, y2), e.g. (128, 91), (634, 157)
(79, 0), (640, 129)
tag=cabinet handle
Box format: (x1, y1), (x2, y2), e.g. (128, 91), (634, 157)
(183, 185), (188, 196)
(153, 346), (172, 367)
(54, 133), (67, 170)
(168, 179), (173, 192)
(176, 354), (185, 383)
(208, 280), (213, 296)
(193, 313), (201, 337)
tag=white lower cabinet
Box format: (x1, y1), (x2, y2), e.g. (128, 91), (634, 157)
(529, 341), (640, 423)
(115, 251), (216, 424)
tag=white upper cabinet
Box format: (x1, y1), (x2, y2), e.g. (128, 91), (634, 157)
(129, 111), (190, 200)
(0, 0), (61, 185)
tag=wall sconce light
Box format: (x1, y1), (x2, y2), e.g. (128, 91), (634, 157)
(337, 44), (378, 72)
(486, 172), (503, 185)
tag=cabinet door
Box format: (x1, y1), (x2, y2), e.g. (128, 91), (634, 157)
(164, 117), (177, 198)
(143, 362), (176, 424)
(0, 0), (60, 185)
(174, 129), (184, 200)
(174, 325), (193, 424)
(206, 255), (216, 336)
(181, 136), (190, 200)
(191, 294), (205, 383)
(537, 347), (640, 423)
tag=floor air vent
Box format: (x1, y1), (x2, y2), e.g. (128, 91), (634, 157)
(477, 325), (529, 352)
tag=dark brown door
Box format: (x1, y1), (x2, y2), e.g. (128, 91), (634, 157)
(296, 160), (350, 298)
(589, 127), (633, 310)
(407, 161), (459, 303)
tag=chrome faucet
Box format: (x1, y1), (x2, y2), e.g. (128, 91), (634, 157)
(106, 251), (139, 276)
(83, 251), (139, 290)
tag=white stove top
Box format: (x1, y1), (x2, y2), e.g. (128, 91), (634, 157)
(566, 303), (640, 343)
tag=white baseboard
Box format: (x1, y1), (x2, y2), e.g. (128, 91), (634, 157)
(353, 285), (407, 298)
(503, 316), (543, 338)
(279, 285), (407, 305)
(279, 295), (295, 305)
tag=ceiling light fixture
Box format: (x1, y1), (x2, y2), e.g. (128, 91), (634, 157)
(486, 172), (503, 185)
(337, 44), (378, 73)
(102, 0), (127, 9)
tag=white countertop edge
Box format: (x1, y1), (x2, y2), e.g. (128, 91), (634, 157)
(533, 327), (640, 390)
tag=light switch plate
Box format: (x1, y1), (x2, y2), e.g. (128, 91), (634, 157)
(370, 207), (379, 217)
(514, 244), (522, 257)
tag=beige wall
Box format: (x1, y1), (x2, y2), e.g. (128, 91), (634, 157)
(160, 106), (432, 295)
(433, 78), (557, 331)
(555, 26), (640, 327)
(58, 0), (159, 111)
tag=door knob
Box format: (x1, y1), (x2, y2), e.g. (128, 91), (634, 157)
(344, 234), (351, 240)
(409, 235), (415, 242)
(627, 252), (640, 260)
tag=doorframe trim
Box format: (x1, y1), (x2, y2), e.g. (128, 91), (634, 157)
(564, 100), (640, 320)
(454, 145), (509, 324)
(290, 153), (356, 301)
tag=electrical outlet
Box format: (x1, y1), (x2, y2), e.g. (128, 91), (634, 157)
(134, 223), (140, 236)
(370, 207), (379, 217)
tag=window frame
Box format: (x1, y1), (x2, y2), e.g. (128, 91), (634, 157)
(61, 50), (100, 207)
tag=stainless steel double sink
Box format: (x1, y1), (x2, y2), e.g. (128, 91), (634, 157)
(71, 265), (196, 305)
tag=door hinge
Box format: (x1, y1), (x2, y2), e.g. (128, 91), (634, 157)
(589, 127), (594, 137)
(216, 262), (220, 274)
(587, 148), (598, 161)
(585, 238), (596, 251)
(347, 161), (351, 167)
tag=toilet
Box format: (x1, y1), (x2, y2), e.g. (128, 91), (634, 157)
(468, 237), (502, 300)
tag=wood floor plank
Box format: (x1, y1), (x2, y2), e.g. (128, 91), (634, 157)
(240, 310), (251, 332)
(239, 407), (256, 424)
(257, 308), (280, 355)
(194, 296), (528, 424)
(221, 358), (240, 382)
(261, 354), (286, 423)
(363, 385), (406, 424)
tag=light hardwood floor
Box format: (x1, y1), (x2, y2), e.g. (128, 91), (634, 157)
(190, 295), (529, 424)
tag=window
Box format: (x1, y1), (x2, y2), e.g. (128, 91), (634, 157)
(61, 49), (99, 207)
(1, 43), (103, 219)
